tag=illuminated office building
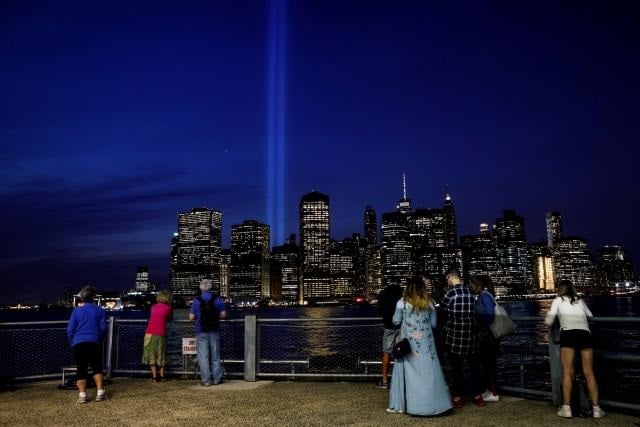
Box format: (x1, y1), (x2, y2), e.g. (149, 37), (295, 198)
(460, 223), (505, 295)
(364, 205), (377, 248)
(532, 245), (555, 291)
(546, 211), (563, 247)
(382, 175), (413, 288)
(553, 237), (595, 290)
(494, 209), (533, 292)
(300, 191), (331, 299)
(135, 266), (149, 292)
(381, 211), (412, 288)
(170, 208), (223, 298)
(597, 245), (635, 290)
(219, 249), (231, 299)
(230, 220), (271, 303)
(363, 206), (381, 297)
(271, 234), (300, 302)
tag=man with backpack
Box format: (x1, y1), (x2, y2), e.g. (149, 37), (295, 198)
(189, 279), (227, 386)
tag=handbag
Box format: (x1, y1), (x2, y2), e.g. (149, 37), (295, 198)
(489, 301), (517, 339)
(392, 301), (412, 359)
(392, 338), (411, 359)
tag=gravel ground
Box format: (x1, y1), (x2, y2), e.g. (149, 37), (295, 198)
(0, 378), (638, 426)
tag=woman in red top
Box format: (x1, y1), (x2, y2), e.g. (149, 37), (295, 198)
(142, 290), (173, 382)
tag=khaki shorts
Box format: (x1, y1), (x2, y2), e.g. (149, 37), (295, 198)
(382, 329), (400, 354)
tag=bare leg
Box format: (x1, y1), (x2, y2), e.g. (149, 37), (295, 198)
(560, 347), (575, 406)
(93, 373), (104, 391)
(580, 348), (599, 406)
(381, 352), (390, 384)
(77, 379), (87, 394)
(160, 366), (166, 379)
(150, 365), (157, 380)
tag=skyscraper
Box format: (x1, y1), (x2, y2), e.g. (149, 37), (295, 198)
(230, 220), (271, 303)
(363, 205), (381, 298)
(554, 237), (595, 290)
(135, 266), (149, 292)
(494, 209), (533, 293)
(597, 245), (635, 291)
(364, 205), (377, 248)
(299, 191), (331, 299)
(546, 211), (563, 247)
(443, 194), (457, 246)
(170, 207), (223, 298)
(381, 211), (412, 288)
(460, 223), (504, 295)
(271, 234), (300, 302)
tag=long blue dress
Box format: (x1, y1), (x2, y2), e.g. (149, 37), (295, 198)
(388, 299), (452, 416)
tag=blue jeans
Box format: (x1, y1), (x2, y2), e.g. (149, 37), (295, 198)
(196, 330), (222, 384)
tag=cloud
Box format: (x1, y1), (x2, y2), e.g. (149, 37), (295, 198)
(0, 172), (258, 264)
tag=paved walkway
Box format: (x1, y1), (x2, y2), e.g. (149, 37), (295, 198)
(1, 378), (638, 426)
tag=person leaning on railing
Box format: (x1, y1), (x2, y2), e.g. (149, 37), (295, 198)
(66, 285), (108, 403)
(544, 280), (604, 419)
(142, 290), (173, 382)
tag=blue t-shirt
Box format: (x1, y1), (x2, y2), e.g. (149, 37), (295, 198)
(190, 291), (226, 334)
(67, 303), (108, 347)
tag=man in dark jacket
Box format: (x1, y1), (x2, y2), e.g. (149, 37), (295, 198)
(377, 283), (403, 388)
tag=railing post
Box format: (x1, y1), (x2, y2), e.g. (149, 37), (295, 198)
(549, 324), (562, 406)
(244, 314), (257, 382)
(105, 317), (115, 378)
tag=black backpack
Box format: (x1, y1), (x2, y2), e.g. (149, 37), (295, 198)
(197, 295), (220, 331)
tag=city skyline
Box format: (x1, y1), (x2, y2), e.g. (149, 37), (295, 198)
(1, 1), (639, 303)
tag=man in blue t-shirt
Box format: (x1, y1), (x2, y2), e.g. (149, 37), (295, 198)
(189, 279), (227, 386)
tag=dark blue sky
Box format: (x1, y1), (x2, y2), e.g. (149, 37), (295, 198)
(1, 1), (639, 304)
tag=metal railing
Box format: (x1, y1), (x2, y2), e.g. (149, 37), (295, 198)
(1, 316), (638, 413)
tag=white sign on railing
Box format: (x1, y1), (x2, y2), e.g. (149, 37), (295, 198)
(182, 337), (196, 355)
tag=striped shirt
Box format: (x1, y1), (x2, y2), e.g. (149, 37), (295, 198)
(439, 284), (477, 355)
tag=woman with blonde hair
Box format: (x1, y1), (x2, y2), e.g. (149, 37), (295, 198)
(387, 276), (452, 416)
(142, 290), (173, 382)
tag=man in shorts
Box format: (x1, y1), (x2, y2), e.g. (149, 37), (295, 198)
(377, 283), (402, 389)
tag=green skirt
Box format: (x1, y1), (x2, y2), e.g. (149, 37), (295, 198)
(141, 334), (167, 366)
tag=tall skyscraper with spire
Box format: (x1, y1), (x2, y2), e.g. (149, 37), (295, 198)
(396, 173), (412, 213)
(381, 174), (413, 288)
(299, 191), (331, 299)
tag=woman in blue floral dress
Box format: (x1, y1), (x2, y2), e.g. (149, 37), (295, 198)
(387, 276), (452, 416)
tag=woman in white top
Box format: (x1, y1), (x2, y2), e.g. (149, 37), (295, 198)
(545, 280), (604, 419)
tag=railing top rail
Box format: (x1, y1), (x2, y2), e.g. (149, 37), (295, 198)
(258, 317), (382, 323)
(0, 320), (69, 326)
(114, 318), (245, 324)
(2, 316), (639, 327)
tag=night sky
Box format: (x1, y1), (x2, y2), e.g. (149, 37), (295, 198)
(1, 1), (639, 304)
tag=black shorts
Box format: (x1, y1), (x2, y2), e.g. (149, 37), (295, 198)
(72, 342), (104, 379)
(559, 329), (593, 349)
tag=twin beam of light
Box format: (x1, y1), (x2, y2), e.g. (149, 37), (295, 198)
(266, 0), (287, 247)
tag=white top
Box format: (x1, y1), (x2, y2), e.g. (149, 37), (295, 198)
(544, 296), (593, 331)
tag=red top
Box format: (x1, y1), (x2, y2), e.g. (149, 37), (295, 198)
(145, 302), (173, 336)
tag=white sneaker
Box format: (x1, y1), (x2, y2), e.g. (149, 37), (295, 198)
(95, 390), (107, 402)
(481, 390), (500, 402)
(592, 406), (605, 419)
(557, 405), (572, 418)
(385, 408), (403, 414)
(77, 394), (88, 404)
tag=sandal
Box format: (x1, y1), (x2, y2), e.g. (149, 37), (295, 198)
(152, 376), (158, 383)
(159, 376), (168, 382)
